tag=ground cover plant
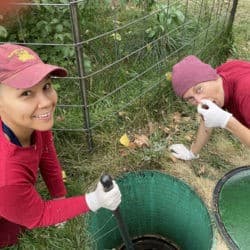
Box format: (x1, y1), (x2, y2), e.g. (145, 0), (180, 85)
(1, 0), (250, 249)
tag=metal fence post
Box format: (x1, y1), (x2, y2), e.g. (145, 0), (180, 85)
(69, 0), (93, 151)
(227, 0), (238, 34)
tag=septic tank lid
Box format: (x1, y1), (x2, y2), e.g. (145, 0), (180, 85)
(213, 165), (250, 250)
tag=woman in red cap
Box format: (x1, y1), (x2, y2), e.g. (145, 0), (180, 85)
(169, 55), (250, 160)
(0, 43), (121, 247)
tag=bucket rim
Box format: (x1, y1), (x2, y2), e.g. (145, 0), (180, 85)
(87, 170), (216, 249)
(213, 165), (250, 250)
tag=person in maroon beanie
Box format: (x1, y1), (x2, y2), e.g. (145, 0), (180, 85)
(0, 43), (121, 248)
(169, 55), (250, 160)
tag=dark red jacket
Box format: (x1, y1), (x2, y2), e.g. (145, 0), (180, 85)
(0, 123), (89, 247)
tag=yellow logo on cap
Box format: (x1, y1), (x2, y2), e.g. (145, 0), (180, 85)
(8, 49), (35, 62)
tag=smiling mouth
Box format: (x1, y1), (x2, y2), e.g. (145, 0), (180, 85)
(32, 112), (52, 120)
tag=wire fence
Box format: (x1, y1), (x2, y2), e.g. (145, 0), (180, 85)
(0, 0), (238, 151)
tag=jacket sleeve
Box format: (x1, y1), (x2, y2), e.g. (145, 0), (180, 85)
(39, 131), (66, 198)
(0, 184), (90, 229)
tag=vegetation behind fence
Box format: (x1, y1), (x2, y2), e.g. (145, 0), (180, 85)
(0, 0), (236, 150)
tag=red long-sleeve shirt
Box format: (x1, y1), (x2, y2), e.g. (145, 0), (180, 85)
(217, 60), (250, 127)
(0, 121), (90, 247)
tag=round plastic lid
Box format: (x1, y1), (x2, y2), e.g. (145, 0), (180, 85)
(213, 166), (250, 249)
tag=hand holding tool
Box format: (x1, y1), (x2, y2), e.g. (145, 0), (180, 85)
(85, 178), (121, 212)
(101, 174), (135, 250)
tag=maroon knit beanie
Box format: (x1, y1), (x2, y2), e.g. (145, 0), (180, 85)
(172, 55), (218, 97)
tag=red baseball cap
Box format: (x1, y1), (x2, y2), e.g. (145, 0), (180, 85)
(0, 43), (67, 89)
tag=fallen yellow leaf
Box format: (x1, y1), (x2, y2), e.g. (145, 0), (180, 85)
(119, 133), (130, 147)
(62, 170), (67, 183)
(165, 72), (172, 81)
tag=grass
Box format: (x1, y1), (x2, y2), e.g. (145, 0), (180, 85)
(231, 0), (250, 60)
(4, 0), (250, 249)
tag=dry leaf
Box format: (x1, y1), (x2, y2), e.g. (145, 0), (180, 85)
(118, 111), (128, 117)
(184, 134), (193, 142)
(56, 116), (65, 122)
(148, 121), (157, 135)
(128, 142), (137, 149)
(182, 116), (191, 122)
(133, 134), (150, 148)
(159, 125), (171, 134)
(172, 112), (181, 123)
(119, 149), (129, 157)
(198, 166), (206, 176)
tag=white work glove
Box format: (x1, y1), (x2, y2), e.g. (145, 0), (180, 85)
(169, 144), (199, 161)
(85, 180), (121, 212)
(197, 99), (232, 128)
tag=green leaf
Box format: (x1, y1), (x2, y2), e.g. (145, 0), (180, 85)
(54, 34), (65, 42)
(148, 29), (156, 38)
(56, 24), (64, 33)
(145, 27), (152, 34)
(51, 18), (59, 24)
(158, 12), (165, 24)
(159, 25), (165, 32)
(175, 10), (185, 23)
(52, 83), (61, 91)
(0, 25), (8, 38)
(84, 59), (92, 73)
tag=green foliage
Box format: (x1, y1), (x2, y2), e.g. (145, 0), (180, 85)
(3, 5), (73, 67)
(2, 0), (93, 73)
(0, 25), (8, 38)
(146, 3), (185, 40)
(0, 0), (245, 249)
(129, 0), (156, 11)
(1, 0), (230, 132)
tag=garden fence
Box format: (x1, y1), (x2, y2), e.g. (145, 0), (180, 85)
(0, 0), (238, 151)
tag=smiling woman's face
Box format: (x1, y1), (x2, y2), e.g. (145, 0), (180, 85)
(0, 76), (57, 138)
(182, 78), (224, 107)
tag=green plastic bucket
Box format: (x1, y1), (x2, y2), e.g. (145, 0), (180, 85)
(86, 170), (214, 250)
(213, 166), (250, 250)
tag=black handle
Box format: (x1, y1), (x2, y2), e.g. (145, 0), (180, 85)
(100, 174), (135, 250)
(100, 174), (113, 192)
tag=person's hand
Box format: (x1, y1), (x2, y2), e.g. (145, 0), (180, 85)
(197, 99), (232, 128)
(169, 144), (199, 161)
(85, 180), (121, 212)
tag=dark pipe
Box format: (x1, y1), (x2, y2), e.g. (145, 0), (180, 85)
(100, 174), (135, 250)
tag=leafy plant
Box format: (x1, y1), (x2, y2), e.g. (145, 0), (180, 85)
(0, 25), (8, 38)
(145, 3), (185, 39)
